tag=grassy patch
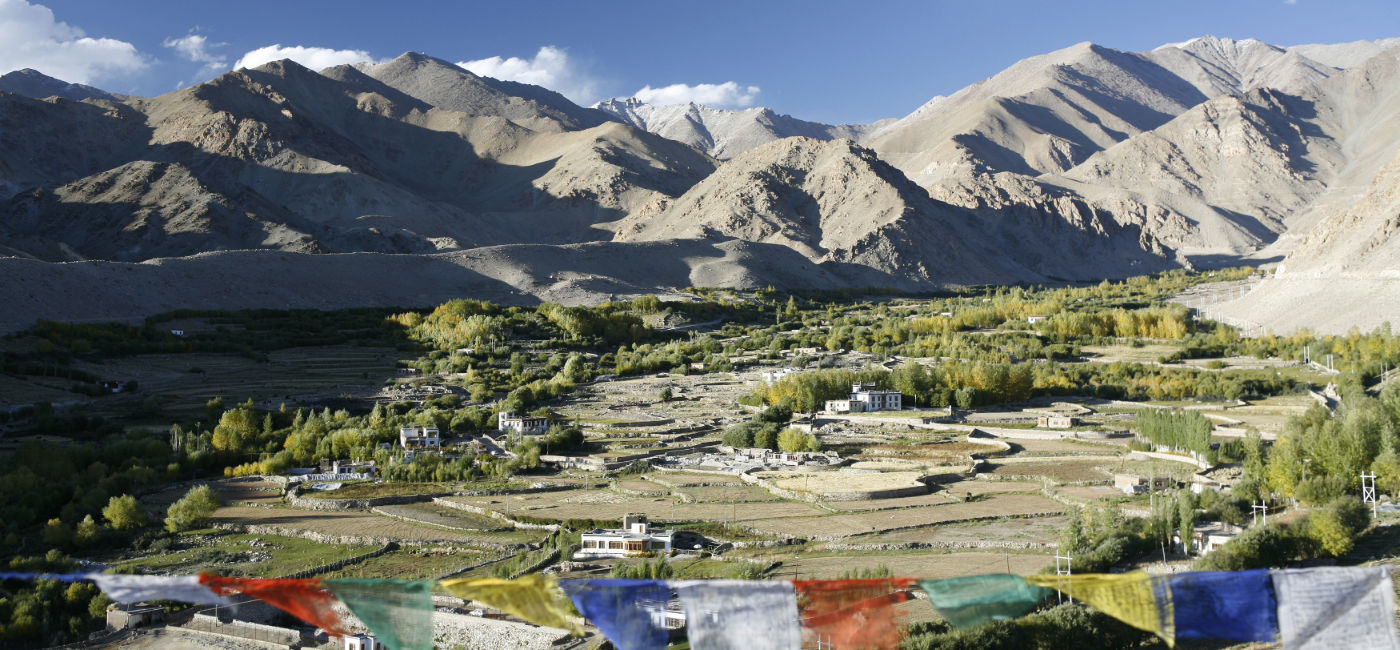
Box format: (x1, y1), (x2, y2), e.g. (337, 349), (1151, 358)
(112, 529), (374, 578)
(322, 547), (491, 580)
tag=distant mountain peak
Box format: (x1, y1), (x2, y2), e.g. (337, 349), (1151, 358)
(0, 68), (123, 102)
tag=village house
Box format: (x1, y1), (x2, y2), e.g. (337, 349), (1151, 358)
(1113, 473), (1175, 495)
(344, 634), (382, 650)
(398, 426), (440, 450)
(577, 513), (674, 558)
(1026, 316), (1047, 324)
(1037, 415), (1078, 429)
(825, 383), (903, 413)
(1174, 522), (1242, 555)
(498, 411), (549, 434)
(761, 368), (798, 384)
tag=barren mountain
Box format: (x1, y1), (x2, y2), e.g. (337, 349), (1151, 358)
(618, 137), (1173, 285)
(0, 68), (124, 103)
(0, 55), (715, 261)
(595, 97), (891, 159)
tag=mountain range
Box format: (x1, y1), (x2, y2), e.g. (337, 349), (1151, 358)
(1, 35), (1398, 334)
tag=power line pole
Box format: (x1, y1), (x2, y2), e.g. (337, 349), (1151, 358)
(1362, 471), (1378, 517)
(1252, 501), (1267, 527)
(1054, 554), (1073, 605)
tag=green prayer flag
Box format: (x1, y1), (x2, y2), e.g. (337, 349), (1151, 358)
(920, 574), (1050, 628)
(326, 579), (434, 650)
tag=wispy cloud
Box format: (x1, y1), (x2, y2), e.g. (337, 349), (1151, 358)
(233, 44), (375, 71)
(632, 81), (761, 108)
(0, 0), (147, 83)
(163, 31), (226, 78)
(458, 46), (600, 105)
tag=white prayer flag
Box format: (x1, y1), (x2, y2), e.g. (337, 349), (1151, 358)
(90, 574), (232, 606)
(1272, 566), (1400, 650)
(676, 580), (800, 650)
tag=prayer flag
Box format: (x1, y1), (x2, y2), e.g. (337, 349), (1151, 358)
(1272, 566), (1400, 650)
(90, 573), (232, 606)
(440, 575), (581, 633)
(561, 579), (671, 650)
(675, 579), (800, 650)
(201, 575), (347, 635)
(795, 578), (915, 649)
(918, 574), (1049, 629)
(1167, 569), (1276, 644)
(327, 579), (434, 650)
(1027, 572), (1171, 642)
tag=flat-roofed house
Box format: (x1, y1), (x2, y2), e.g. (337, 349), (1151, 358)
(578, 513), (674, 558)
(826, 383), (902, 413)
(399, 426), (440, 450)
(497, 411), (549, 434)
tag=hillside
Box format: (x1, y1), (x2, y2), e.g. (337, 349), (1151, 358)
(595, 97), (890, 159)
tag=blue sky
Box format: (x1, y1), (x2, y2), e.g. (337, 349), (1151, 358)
(4, 0), (1398, 124)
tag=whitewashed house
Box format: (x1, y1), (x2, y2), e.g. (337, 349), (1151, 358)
(578, 514), (674, 558)
(398, 426), (440, 450)
(498, 412), (549, 434)
(825, 383), (902, 413)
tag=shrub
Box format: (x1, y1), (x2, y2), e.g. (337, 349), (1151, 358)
(164, 485), (221, 533)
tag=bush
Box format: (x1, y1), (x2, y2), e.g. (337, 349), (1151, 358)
(164, 485), (221, 533)
(102, 494), (146, 531)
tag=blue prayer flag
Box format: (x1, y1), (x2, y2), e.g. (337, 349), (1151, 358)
(562, 579), (671, 650)
(1169, 569), (1278, 643)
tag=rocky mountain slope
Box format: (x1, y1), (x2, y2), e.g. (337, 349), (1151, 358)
(2, 37), (1399, 334)
(594, 97), (891, 159)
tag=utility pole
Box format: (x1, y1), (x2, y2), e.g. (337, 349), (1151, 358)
(1054, 554), (1073, 605)
(1252, 501), (1267, 527)
(1362, 471), (1378, 517)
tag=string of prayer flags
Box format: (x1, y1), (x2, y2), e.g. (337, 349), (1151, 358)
(561, 579), (672, 650)
(88, 574), (234, 606)
(918, 574), (1051, 629)
(440, 575), (581, 634)
(201, 575), (348, 635)
(676, 579), (802, 650)
(1273, 566), (1400, 650)
(1026, 572), (1172, 643)
(794, 578), (916, 649)
(1166, 570), (1277, 644)
(326, 579), (435, 650)
(0, 572), (93, 583)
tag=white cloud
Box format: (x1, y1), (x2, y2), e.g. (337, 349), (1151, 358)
(163, 32), (226, 76)
(632, 81), (761, 108)
(0, 0), (147, 83)
(458, 45), (600, 105)
(233, 44), (375, 71)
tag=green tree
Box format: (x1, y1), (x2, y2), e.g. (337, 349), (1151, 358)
(102, 494), (146, 531)
(74, 515), (101, 547)
(164, 485), (221, 533)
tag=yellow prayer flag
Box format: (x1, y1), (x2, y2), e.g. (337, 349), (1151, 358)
(440, 575), (582, 634)
(1026, 572), (1173, 645)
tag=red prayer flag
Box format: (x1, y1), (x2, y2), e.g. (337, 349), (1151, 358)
(794, 578), (916, 649)
(200, 574), (348, 635)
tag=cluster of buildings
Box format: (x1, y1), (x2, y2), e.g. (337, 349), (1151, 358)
(824, 383), (903, 413)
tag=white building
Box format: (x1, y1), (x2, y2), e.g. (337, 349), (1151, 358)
(1174, 522), (1242, 556)
(399, 426), (440, 450)
(498, 411), (549, 434)
(825, 383), (902, 413)
(578, 514), (674, 558)
(761, 368), (797, 384)
(1027, 316), (1047, 324)
(344, 635), (381, 650)
(1037, 415), (1077, 429)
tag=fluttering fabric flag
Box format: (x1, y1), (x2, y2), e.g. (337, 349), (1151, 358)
(1027, 572), (1172, 642)
(794, 578), (916, 649)
(918, 574), (1050, 629)
(90, 573), (233, 606)
(675, 579), (801, 650)
(441, 575), (581, 633)
(1166, 569), (1277, 644)
(561, 579), (671, 650)
(326, 579), (434, 650)
(201, 575), (347, 635)
(0, 572), (91, 582)
(1272, 566), (1400, 650)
